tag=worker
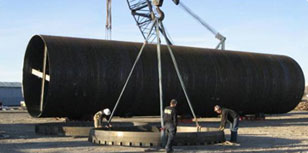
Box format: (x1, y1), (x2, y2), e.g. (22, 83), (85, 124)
(93, 108), (112, 128)
(214, 105), (239, 143)
(163, 99), (178, 153)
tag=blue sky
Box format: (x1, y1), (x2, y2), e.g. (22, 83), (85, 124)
(0, 0), (307, 84)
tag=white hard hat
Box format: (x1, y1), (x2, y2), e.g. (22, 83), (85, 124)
(103, 108), (111, 116)
(214, 105), (221, 111)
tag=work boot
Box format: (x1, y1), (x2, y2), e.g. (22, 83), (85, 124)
(230, 131), (237, 142)
(165, 148), (173, 153)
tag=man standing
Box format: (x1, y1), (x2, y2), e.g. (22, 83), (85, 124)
(163, 99), (178, 153)
(214, 105), (239, 143)
(93, 108), (112, 128)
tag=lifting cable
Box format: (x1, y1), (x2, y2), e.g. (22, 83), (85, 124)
(107, 21), (157, 124)
(159, 21), (200, 129)
(155, 19), (165, 130)
(108, 0), (201, 131)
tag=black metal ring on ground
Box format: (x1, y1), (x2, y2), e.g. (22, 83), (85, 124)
(88, 126), (225, 147)
(35, 122), (152, 137)
(35, 122), (93, 137)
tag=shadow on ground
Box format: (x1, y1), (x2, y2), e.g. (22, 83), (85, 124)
(0, 139), (96, 153)
(176, 135), (305, 152)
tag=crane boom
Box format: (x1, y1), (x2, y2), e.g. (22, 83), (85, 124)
(105, 0), (225, 49)
(179, 2), (226, 50)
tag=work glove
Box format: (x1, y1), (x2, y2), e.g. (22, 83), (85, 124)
(105, 124), (112, 128)
(218, 126), (224, 131)
(196, 125), (202, 132)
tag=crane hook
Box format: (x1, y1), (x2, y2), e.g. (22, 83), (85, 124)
(155, 7), (165, 21)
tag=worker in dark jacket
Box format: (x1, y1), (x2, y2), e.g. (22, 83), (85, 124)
(163, 99), (178, 153)
(214, 105), (239, 143)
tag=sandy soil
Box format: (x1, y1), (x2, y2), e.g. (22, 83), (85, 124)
(0, 110), (308, 153)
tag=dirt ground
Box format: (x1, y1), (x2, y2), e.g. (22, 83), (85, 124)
(0, 110), (308, 153)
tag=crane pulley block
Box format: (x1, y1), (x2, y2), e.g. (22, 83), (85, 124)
(152, 0), (164, 7)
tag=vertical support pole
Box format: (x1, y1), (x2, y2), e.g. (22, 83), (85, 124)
(39, 45), (48, 113)
(106, 0), (112, 39)
(155, 19), (165, 141)
(222, 40), (225, 50)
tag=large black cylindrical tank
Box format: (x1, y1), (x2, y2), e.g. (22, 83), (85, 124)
(22, 35), (305, 118)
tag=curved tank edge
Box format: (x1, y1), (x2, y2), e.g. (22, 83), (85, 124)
(22, 34), (49, 118)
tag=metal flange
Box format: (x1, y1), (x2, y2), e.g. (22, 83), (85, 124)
(88, 126), (225, 147)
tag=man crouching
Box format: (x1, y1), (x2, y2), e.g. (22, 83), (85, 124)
(214, 105), (239, 143)
(93, 108), (112, 128)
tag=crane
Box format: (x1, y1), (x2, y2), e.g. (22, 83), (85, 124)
(105, 0), (226, 49)
(106, 0), (227, 136)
